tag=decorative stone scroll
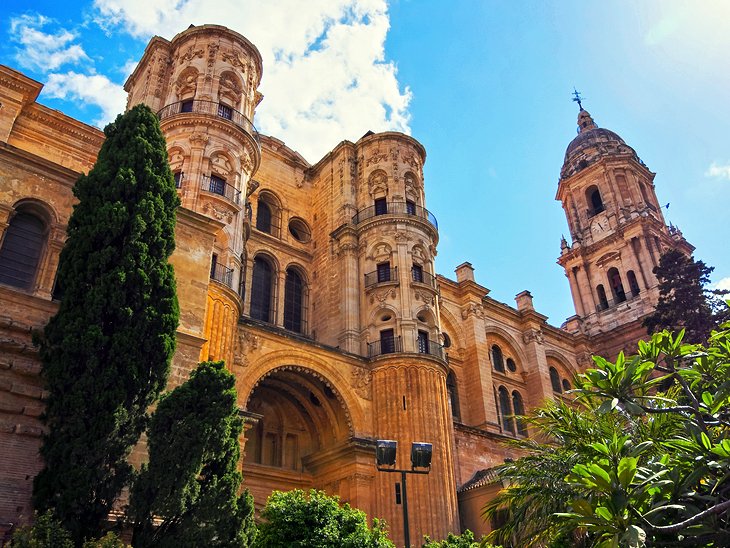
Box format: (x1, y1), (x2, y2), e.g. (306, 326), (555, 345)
(522, 328), (545, 345)
(461, 303), (484, 320)
(351, 367), (372, 400)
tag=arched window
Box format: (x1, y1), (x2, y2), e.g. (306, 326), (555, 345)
(250, 256), (274, 322)
(492, 344), (505, 373)
(586, 185), (604, 215)
(0, 211), (46, 290)
(627, 270), (640, 296)
(596, 284), (609, 310)
(446, 370), (460, 420)
(608, 267), (626, 303)
(498, 386), (514, 433)
(283, 267), (305, 333)
(256, 200), (272, 233)
(549, 367), (562, 393)
(512, 391), (527, 436)
(562, 378), (571, 392)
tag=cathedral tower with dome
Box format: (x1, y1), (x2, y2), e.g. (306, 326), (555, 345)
(0, 24), (693, 544)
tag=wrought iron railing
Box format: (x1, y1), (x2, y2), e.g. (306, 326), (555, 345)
(210, 262), (234, 288)
(157, 100), (260, 143)
(200, 175), (241, 205)
(411, 269), (437, 288)
(368, 336), (403, 358)
(418, 338), (446, 361)
(351, 201), (438, 230)
(595, 289), (640, 312)
(364, 267), (398, 288)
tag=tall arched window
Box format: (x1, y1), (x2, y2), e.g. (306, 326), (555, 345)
(549, 366), (562, 393)
(586, 185), (604, 215)
(608, 267), (626, 303)
(596, 284), (609, 310)
(283, 267), (305, 333)
(0, 210), (46, 290)
(250, 256), (274, 322)
(256, 200), (272, 233)
(446, 371), (460, 420)
(492, 344), (505, 373)
(627, 270), (640, 296)
(512, 391), (527, 436)
(498, 386), (514, 433)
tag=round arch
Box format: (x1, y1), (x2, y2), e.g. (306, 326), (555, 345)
(484, 326), (530, 368)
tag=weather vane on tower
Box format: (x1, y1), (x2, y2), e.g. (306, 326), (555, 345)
(572, 88), (584, 110)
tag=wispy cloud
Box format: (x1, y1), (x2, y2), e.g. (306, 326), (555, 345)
(705, 162), (730, 181)
(43, 72), (127, 127)
(715, 277), (730, 292)
(10, 14), (90, 72)
(91, 0), (411, 161)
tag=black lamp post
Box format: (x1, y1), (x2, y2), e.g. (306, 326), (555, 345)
(376, 439), (433, 548)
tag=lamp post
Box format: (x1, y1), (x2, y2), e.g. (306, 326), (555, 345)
(375, 439), (432, 548)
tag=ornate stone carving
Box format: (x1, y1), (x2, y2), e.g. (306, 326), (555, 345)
(393, 231), (413, 242)
(211, 152), (233, 175)
(370, 288), (396, 304)
(234, 329), (259, 367)
(576, 351), (593, 368)
(522, 328), (545, 345)
(402, 152), (420, 170)
(202, 201), (234, 224)
(414, 291), (435, 306)
(366, 149), (388, 166)
(189, 132), (209, 146)
(241, 147), (254, 173)
(351, 367), (372, 400)
(179, 45), (204, 62)
(368, 170), (388, 197)
(219, 72), (243, 104)
(461, 303), (484, 320)
(222, 50), (247, 70)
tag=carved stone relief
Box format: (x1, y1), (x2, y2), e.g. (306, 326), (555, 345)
(234, 329), (259, 367)
(202, 201), (234, 224)
(461, 303), (485, 320)
(351, 367), (372, 400)
(522, 328), (545, 345)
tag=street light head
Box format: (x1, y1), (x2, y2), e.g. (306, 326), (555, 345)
(376, 439), (397, 467)
(411, 442), (432, 469)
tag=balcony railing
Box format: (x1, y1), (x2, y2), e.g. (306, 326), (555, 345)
(201, 175), (241, 205)
(595, 289), (640, 313)
(352, 201), (438, 230)
(411, 269), (437, 288)
(158, 100), (260, 143)
(418, 338), (446, 361)
(364, 267), (398, 288)
(368, 336), (403, 358)
(210, 262), (234, 289)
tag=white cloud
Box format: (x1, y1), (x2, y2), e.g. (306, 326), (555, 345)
(715, 277), (730, 293)
(705, 162), (730, 180)
(10, 14), (90, 72)
(43, 72), (127, 127)
(91, 0), (411, 160)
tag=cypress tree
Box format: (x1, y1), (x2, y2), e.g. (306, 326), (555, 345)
(643, 249), (728, 343)
(130, 361), (256, 548)
(33, 104), (180, 543)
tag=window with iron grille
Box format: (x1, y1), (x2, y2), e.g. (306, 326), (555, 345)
(250, 256), (274, 322)
(256, 200), (272, 233)
(498, 386), (514, 434)
(374, 198), (387, 215)
(173, 172), (183, 188)
(377, 262), (391, 283)
(210, 253), (218, 279)
(412, 264), (424, 283)
(417, 330), (429, 354)
(406, 200), (416, 215)
(380, 329), (395, 354)
(284, 268), (305, 333)
(209, 175), (226, 196)
(512, 391), (527, 435)
(181, 99), (193, 113)
(491, 344), (505, 372)
(217, 103), (233, 120)
(0, 211), (45, 290)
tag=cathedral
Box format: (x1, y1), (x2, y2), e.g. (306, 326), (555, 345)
(0, 24), (693, 544)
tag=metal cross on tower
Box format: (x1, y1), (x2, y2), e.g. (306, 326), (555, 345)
(572, 88), (584, 110)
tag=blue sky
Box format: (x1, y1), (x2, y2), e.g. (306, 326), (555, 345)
(2, 0), (728, 326)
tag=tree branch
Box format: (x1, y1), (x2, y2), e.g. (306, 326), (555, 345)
(647, 499), (730, 533)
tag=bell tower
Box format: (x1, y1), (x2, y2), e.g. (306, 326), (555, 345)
(556, 107), (693, 357)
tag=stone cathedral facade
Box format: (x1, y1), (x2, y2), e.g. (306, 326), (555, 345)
(0, 24), (693, 544)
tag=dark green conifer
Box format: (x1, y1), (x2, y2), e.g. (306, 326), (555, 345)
(130, 361), (256, 548)
(643, 249), (728, 343)
(33, 104), (180, 543)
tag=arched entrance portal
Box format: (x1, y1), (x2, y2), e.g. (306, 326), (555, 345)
(242, 366), (373, 514)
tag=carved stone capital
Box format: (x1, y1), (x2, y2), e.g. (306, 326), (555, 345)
(461, 303), (484, 320)
(522, 328), (545, 345)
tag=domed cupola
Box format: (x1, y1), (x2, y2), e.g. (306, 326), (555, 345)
(560, 109), (640, 180)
